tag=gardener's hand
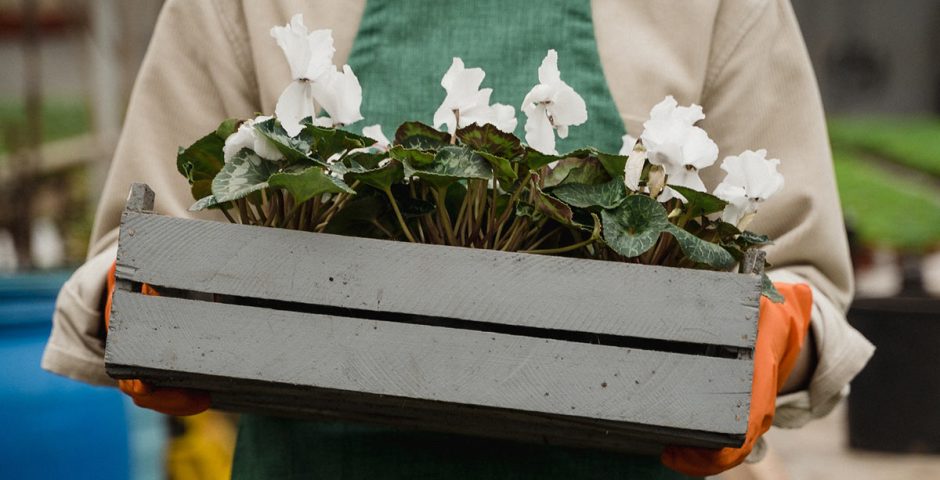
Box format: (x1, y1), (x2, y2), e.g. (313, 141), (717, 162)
(105, 261), (211, 416)
(661, 282), (813, 476)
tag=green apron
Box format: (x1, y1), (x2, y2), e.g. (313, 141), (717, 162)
(233, 1), (698, 478)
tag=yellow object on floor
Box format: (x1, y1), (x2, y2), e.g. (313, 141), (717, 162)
(166, 411), (237, 480)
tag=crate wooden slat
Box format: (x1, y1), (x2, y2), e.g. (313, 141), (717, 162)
(105, 183), (762, 453)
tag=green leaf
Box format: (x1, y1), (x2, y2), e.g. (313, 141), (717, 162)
(344, 160), (404, 191)
(305, 124), (375, 161)
(189, 195), (221, 212)
(389, 145), (435, 168)
(542, 156), (609, 188)
(268, 166), (356, 204)
(390, 184), (436, 218)
(562, 158), (610, 185)
(550, 178), (627, 210)
(534, 192), (575, 225)
(211, 150), (277, 203)
(407, 146), (493, 189)
(663, 223), (736, 270)
(601, 195), (670, 258)
(215, 118), (239, 138)
(476, 151), (518, 181)
(394, 121), (450, 149)
(668, 185), (729, 217)
(515, 201), (544, 221)
(595, 150), (629, 179)
(524, 147), (561, 170)
(253, 118), (322, 166)
(762, 273), (785, 303)
(177, 120), (234, 200)
(456, 123), (525, 159)
(333, 151), (388, 174)
(322, 194), (389, 237)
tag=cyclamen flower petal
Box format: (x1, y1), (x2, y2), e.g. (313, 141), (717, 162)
(489, 103), (518, 133)
(640, 95), (718, 201)
(524, 104), (556, 155)
(648, 95), (704, 126)
(362, 124), (391, 150)
(450, 88), (495, 130)
(310, 64), (364, 127)
(270, 14), (335, 82)
(432, 58), (519, 134)
(715, 149), (785, 225)
(275, 80), (317, 136)
(433, 58), (487, 133)
(622, 137), (647, 192)
(271, 14), (339, 136)
(223, 116), (285, 163)
(522, 50), (588, 154)
(619, 134), (637, 155)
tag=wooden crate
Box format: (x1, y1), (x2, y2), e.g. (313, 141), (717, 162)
(105, 183), (762, 454)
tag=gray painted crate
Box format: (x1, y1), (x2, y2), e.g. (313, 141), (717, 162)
(105, 183), (761, 454)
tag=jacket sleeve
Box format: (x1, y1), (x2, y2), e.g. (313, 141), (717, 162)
(42, 0), (259, 385)
(698, 0), (874, 429)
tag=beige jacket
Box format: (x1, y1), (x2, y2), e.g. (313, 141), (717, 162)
(44, 0), (873, 431)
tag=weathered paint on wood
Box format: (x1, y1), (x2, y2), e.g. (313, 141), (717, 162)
(105, 184), (761, 452)
(107, 291), (752, 434)
(115, 212), (761, 348)
(109, 362), (743, 454)
(124, 183), (154, 213)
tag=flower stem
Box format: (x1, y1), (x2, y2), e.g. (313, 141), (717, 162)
(384, 188), (416, 242)
(433, 187), (457, 245)
(450, 109), (459, 145)
(220, 204), (237, 224)
(253, 201), (268, 225)
(370, 219), (395, 239)
(521, 236), (595, 255)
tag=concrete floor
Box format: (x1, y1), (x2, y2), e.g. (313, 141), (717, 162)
(755, 404), (940, 480)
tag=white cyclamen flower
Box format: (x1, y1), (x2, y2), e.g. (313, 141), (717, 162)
(521, 49), (588, 155)
(223, 116), (285, 163)
(640, 96), (718, 201)
(714, 149), (785, 225)
(310, 65), (364, 127)
(433, 58), (517, 134)
(618, 134), (637, 156)
(620, 135), (648, 192)
(271, 14), (336, 136)
(362, 124), (391, 151)
(488, 103), (519, 134)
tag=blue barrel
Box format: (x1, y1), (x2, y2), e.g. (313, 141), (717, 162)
(0, 271), (131, 479)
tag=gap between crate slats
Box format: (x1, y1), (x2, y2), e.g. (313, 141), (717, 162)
(115, 211), (760, 349)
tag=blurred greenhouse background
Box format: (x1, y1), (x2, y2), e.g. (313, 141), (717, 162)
(0, 1), (938, 479)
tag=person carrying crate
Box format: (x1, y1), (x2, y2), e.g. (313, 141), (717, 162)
(43, 0), (873, 478)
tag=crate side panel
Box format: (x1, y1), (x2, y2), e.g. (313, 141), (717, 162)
(116, 213), (760, 347)
(108, 365), (743, 451)
(106, 291), (752, 435)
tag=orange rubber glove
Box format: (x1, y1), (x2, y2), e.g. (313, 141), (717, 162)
(661, 282), (813, 477)
(105, 261), (211, 416)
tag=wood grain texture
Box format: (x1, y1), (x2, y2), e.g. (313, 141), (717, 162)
(115, 211), (761, 348)
(107, 364), (745, 452)
(106, 291), (752, 435)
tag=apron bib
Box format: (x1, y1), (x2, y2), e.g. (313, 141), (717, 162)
(234, 1), (698, 478)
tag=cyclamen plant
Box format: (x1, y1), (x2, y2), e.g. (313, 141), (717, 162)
(176, 14), (785, 301)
